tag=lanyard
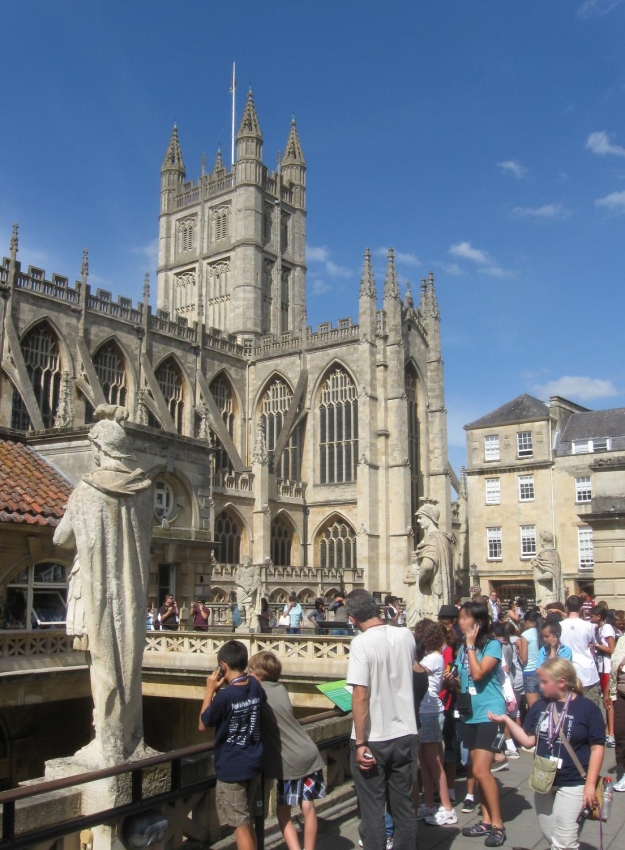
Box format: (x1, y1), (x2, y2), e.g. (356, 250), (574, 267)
(461, 645), (477, 686)
(229, 675), (248, 687)
(547, 694), (572, 750)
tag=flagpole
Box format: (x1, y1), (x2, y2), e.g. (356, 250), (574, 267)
(231, 62), (236, 170)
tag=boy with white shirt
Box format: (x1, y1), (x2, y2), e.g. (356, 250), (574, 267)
(590, 604), (616, 746)
(560, 595), (601, 706)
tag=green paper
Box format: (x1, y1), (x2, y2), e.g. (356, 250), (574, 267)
(316, 679), (353, 713)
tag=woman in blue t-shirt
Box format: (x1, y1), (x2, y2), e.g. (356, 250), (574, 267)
(519, 610), (542, 709)
(445, 601), (507, 847)
(489, 658), (605, 850)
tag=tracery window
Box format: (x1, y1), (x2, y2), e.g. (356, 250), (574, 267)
(280, 269), (290, 335)
(259, 378), (301, 480)
(215, 211), (228, 241)
(406, 366), (421, 538)
(206, 259), (230, 330)
(93, 342), (127, 407)
(318, 518), (357, 571)
(215, 511), (241, 565)
(155, 358), (185, 434)
(179, 219), (196, 252)
(12, 323), (62, 430)
(210, 373), (235, 474)
(319, 368), (358, 484)
(271, 517), (293, 567)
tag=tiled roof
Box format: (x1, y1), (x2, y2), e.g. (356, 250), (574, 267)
(560, 408), (625, 442)
(465, 394), (549, 430)
(0, 436), (72, 526)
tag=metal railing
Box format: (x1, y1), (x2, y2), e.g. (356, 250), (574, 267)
(0, 709), (345, 849)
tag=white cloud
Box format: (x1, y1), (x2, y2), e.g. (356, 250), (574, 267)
(512, 203), (571, 220)
(578, 0), (625, 17)
(532, 375), (618, 402)
(497, 160), (527, 179)
(306, 244), (329, 262)
(325, 260), (352, 278)
(595, 190), (625, 212)
(131, 238), (159, 266)
(435, 261), (463, 276)
(311, 279), (331, 295)
(374, 247), (421, 267)
(585, 131), (625, 157)
(449, 241), (512, 278)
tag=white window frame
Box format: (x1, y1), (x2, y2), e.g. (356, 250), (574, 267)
(517, 430), (533, 458)
(487, 527), (502, 561)
(518, 474), (535, 502)
(485, 477), (501, 505)
(578, 527), (594, 572)
(572, 438), (610, 455)
(575, 476), (592, 504)
(520, 525), (537, 559)
(484, 435), (500, 462)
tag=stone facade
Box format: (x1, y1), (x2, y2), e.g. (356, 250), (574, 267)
(0, 94), (452, 619)
(464, 393), (625, 607)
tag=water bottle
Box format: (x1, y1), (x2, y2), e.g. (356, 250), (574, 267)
(602, 777), (613, 821)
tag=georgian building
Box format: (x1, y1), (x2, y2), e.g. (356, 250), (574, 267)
(0, 91), (452, 626)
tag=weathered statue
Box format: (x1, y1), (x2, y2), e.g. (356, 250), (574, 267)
(234, 557), (263, 630)
(53, 405), (162, 767)
(403, 501), (455, 627)
(532, 531), (563, 608)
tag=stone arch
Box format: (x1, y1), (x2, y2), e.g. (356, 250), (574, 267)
(152, 354), (191, 435)
(269, 587), (289, 604)
(214, 505), (250, 564)
(298, 587), (316, 604)
(18, 315), (75, 378)
(310, 357), (359, 407)
(252, 370), (295, 417)
(83, 338), (132, 422)
(270, 513), (294, 567)
(92, 335), (139, 405)
(209, 587), (228, 603)
(207, 370), (239, 473)
(255, 373), (300, 481)
(313, 513), (358, 571)
(152, 468), (197, 529)
(12, 320), (69, 430)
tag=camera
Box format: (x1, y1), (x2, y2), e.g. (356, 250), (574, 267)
(492, 731), (506, 751)
(577, 806), (592, 824)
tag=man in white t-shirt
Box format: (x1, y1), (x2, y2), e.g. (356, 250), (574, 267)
(560, 595), (601, 706)
(346, 589), (417, 850)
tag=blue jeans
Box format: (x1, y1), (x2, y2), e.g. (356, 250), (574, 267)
(385, 811), (394, 838)
(332, 628), (349, 636)
(287, 627), (301, 635)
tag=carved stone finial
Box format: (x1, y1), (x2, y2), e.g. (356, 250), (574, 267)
(143, 273), (150, 301)
(54, 371), (74, 429)
(359, 247), (376, 299)
(252, 421), (269, 465)
(404, 280), (414, 309)
(81, 249), (89, 285)
(384, 248), (400, 301)
(10, 222), (18, 260)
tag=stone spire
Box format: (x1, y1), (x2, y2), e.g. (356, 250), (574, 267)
(54, 371), (74, 429)
(419, 277), (427, 312)
(404, 280), (414, 309)
(424, 270), (440, 320)
(213, 147), (224, 172)
(81, 249), (89, 286)
(143, 272), (150, 301)
(162, 123), (185, 172)
(283, 116), (305, 165)
(201, 151), (206, 176)
(9, 222), (18, 260)
(359, 248), (377, 299)
(384, 249), (400, 301)
(237, 89), (262, 139)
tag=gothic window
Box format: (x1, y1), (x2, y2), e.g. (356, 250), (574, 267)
(215, 211), (228, 241)
(259, 378), (301, 480)
(93, 342), (127, 407)
(263, 205), (273, 243)
(206, 260), (230, 330)
(280, 269), (290, 335)
(215, 511), (241, 565)
(210, 373), (235, 474)
(13, 323), (62, 430)
(318, 518), (357, 571)
(319, 368), (358, 484)
(179, 220), (196, 252)
(280, 212), (290, 253)
(155, 358), (185, 433)
(271, 517), (293, 567)
(406, 366), (421, 538)
(262, 260), (273, 334)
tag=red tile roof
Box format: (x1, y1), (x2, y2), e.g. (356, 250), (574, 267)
(0, 436), (73, 526)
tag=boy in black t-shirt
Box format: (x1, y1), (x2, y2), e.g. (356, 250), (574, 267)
(199, 640), (266, 850)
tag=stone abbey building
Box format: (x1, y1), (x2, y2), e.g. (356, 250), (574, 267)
(0, 91), (453, 623)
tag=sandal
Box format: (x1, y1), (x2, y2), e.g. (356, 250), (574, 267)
(461, 822), (493, 837)
(484, 827), (506, 847)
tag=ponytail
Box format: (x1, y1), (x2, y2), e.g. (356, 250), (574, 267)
(540, 658), (583, 695)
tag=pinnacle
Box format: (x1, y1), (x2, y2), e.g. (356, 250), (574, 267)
(10, 221), (18, 259)
(162, 124), (185, 172)
(405, 280), (414, 309)
(283, 116), (305, 165)
(384, 248), (400, 301)
(81, 248), (89, 282)
(213, 147), (224, 172)
(237, 90), (262, 138)
(359, 247), (377, 299)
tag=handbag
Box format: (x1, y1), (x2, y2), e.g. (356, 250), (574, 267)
(456, 691), (472, 717)
(529, 754), (559, 794)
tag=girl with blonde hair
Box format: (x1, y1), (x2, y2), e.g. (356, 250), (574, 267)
(489, 658), (605, 850)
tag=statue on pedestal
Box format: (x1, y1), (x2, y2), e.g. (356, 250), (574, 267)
(532, 531), (563, 608)
(403, 501), (455, 627)
(53, 405), (162, 767)
(234, 557), (263, 630)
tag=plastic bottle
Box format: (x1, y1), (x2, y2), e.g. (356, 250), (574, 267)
(602, 777), (613, 821)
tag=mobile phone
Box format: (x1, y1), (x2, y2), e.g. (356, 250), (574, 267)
(215, 664), (225, 681)
(363, 752), (374, 760)
(492, 732), (506, 751)
(577, 806), (592, 824)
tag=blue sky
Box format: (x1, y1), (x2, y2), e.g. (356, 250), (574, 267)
(1, 0), (624, 475)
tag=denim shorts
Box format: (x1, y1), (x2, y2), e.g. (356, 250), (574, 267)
(523, 670), (540, 693)
(419, 711), (444, 743)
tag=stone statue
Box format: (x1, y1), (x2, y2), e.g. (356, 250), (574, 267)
(53, 405), (163, 767)
(234, 557), (263, 630)
(532, 531), (563, 608)
(403, 501), (455, 627)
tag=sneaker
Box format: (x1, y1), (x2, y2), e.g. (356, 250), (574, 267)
(386, 840), (394, 850)
(461, 797), (477, 813)
(484, 826), (506, 847)
(606, 735), (616, 748)
(425, 806), (459, 826)
(614, 775), (625, 792)
(505, 749), (520, 759)
(491, 758), (509, 773)
(416, 804), (437, 820)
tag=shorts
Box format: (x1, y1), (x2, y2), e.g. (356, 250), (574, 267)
(419, 711), (444, 743)
(277, 770), (326, 807)
(523, 671), (541, 694)
(599, 673), (610, 696)
(216, 775), (262, 828)
(443, 710), (459, 764)
(584, 683), (602, 707)
(457, 721), (503, 753)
